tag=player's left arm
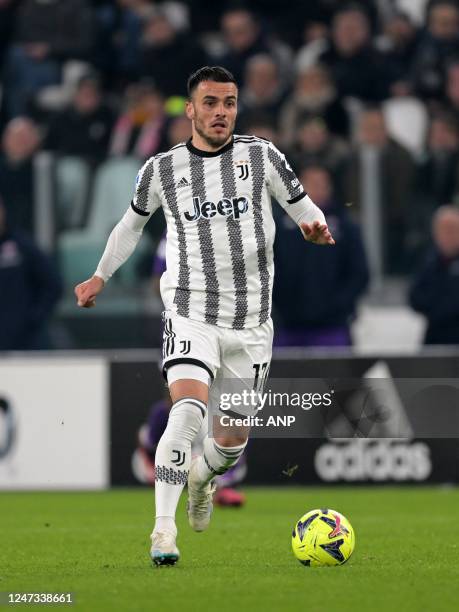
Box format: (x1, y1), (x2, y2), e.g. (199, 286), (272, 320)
(266, 143), (334, 245)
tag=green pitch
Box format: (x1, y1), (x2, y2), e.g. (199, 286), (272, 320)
(1, 487), (458, 612)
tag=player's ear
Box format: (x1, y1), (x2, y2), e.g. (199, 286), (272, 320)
(185, 100), (194, 121)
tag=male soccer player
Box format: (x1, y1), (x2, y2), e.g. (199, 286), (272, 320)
(75, 66), (334, 566)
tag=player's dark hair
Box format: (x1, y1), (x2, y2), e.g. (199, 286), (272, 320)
(187, 66), (237, 97)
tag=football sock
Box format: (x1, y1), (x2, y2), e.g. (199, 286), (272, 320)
(191, 414), (208, 458)
(194, 437), (247, 487)
(216, 453), (248, 488)
(153, 398), (206, 532)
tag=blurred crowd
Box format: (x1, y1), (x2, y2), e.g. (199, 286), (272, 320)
(2, 0), (459, 349)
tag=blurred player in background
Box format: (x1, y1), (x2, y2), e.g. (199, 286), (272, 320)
(75, 66), (334, 566)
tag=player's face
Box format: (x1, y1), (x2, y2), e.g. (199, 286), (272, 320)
(186, 81), (238, 149)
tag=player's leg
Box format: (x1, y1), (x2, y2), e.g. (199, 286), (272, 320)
(188, 396), (250, 515)
(191, 408), (247, 507)
(151, 314), (219, 565)
(188, 319), (273, 525)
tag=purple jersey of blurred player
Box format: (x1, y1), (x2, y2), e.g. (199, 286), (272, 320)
(152, 234), (167, 278)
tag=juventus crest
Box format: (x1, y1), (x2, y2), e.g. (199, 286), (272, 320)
(235, 160), (250, 180)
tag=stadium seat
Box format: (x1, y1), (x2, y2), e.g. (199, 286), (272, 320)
(382, 97), (428, 157)
(55, 156), (91, 229)
(36, 60), (92, 111)
(58, 156), (151, 286)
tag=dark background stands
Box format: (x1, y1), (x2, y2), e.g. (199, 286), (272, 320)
(45, 75), (114, 163)
(0, 197), (62, 350)
(0, 117), (41, 235)
(273, 165), (369, 346)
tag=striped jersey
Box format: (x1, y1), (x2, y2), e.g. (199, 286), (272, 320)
(132, 135), (307, 329)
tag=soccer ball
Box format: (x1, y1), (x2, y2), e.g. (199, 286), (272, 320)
(291, 508), (355, 567)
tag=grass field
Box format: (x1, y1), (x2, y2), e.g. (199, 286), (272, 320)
(1, 487), (459, 612)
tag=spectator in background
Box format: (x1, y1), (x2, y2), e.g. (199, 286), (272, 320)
(164, 114), (191, 149)
(0, 0), (17, 70)
(279, 64), (350, 148)
(45, 74), (114, 164)
(317, 4), (392, 101)
(375, 11), (420, 96)
(444, 60), (459, 122)
(2, 0), (94, 117)
(411, 0), (459, 101)
(273, 165), (369, 347)
(287, 116), (349, 182)
(342, 106), (415, 273)
(416, 113), (459, 214)
(239, 112), (279, 144)
(139, 7), (208, 97)
(110, 81), (167, 160)
(238, 54), (286, 127)
(408, 113), (459, 266)
(218, 8), (270, 85)
(0, 196), (62, 350)
(218, 7), (292, 86)
(409, 205), (459, 344)
(294, 20), (330, 71)
(0, 117), (41, 235)
(92, 0), (152, 86)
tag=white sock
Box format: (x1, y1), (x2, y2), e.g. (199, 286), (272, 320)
(153, 397), (206, 533)
(194, 437), (247, 487)
(191, 415), (208, 458)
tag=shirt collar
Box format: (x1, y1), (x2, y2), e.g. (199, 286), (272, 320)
(186, 136), (234, 158)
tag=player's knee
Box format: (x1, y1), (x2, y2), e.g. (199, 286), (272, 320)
(167, 363), (211, 404)
(164, 397), (207, 441)
(169, 397), (206, 419)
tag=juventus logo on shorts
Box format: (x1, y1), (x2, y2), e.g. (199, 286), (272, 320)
(180, 340), (191, 355)
(235, 161), (249, 181)
(171, 449), (185, 466)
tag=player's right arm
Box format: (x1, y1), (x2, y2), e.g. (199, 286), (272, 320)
(75, 157), (160, 308)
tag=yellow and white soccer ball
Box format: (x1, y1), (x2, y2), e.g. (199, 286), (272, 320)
(291, 508), (355, 567)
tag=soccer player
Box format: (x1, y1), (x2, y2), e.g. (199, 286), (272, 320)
(75, 66), (334, 566)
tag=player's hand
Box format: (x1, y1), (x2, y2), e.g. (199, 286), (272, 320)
(74, 275), (105, 308)
(300, 220), (335, 245)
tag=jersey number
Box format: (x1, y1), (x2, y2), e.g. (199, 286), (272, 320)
(253, 362), (270, 393)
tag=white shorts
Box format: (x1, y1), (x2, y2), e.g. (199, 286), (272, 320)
(162, 311), (273, 409)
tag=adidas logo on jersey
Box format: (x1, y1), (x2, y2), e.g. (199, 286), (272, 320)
(176, 177), (189, 188)
(184, 196), (249, 221)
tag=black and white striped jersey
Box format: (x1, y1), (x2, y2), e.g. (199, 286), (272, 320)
(131, 135), (313, 329)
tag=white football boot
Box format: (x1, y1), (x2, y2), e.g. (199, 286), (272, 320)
(187, 457), (216, 532)
(150, 530), (180, 566)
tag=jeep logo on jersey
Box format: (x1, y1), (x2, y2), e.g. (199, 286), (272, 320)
(184, 197), (249, 221)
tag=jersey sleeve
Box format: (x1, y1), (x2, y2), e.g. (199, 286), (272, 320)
(131, 156), (162, 217)
(265, 141), (326, 227)
(266, 142), (306, 206)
